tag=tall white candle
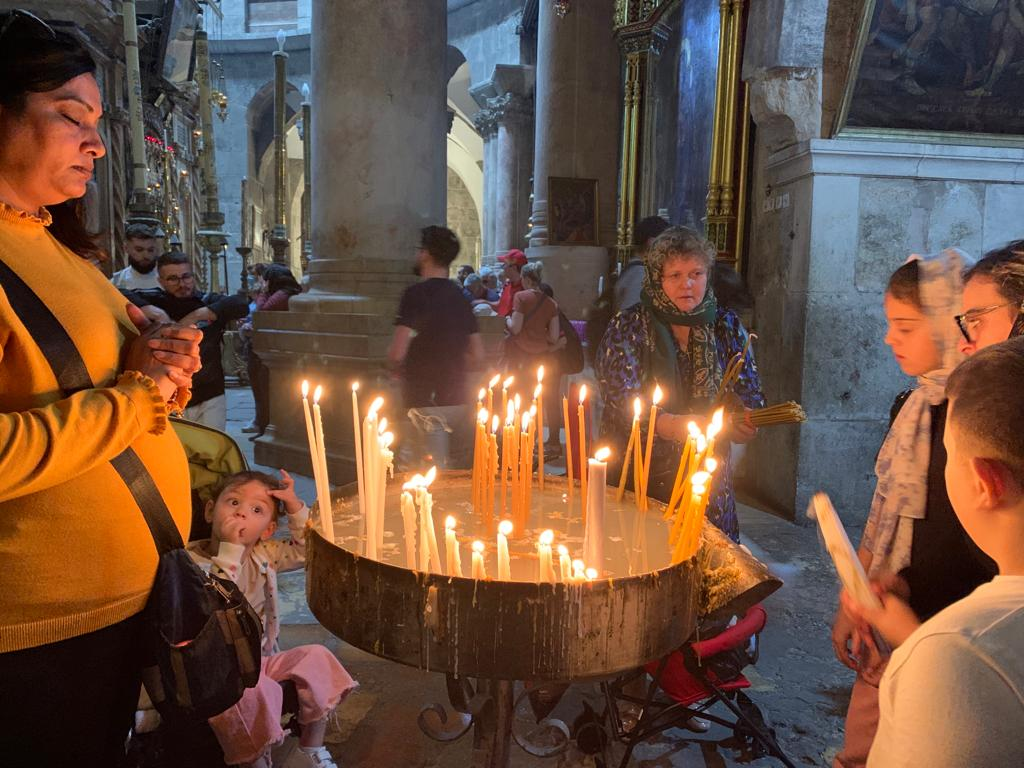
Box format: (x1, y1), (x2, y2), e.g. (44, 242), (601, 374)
(538, 529), (555, 583)
(422, 467), (441, 573)
(445, 516), (463, 577)
(572, 559), (586, 583)
(311, 386), (334, 543)
(400, 489), (417, 569)
(497, 519), (512, 581)
(362, 397), (383, 558)
(472, 540), (486, 580)
(351, 382), (366, 541)
(557, 545), (571, 582)
(583, 447), (610, 574)
(300, 381), (324, 506)
(377, 430), (394, 556)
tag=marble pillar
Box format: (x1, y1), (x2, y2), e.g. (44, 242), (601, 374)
(526, 0), (620, 318)
(472, 107), (499, 262)
(253, 0), (448, 479)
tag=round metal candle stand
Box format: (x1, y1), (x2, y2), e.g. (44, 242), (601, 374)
(306, 475), (781, 767)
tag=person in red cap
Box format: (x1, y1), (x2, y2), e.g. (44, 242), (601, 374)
(494, 248), (528, 316)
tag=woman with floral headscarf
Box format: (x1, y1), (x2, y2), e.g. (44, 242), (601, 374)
(595, 226), (764, 541)
(831, 249), (998, 768)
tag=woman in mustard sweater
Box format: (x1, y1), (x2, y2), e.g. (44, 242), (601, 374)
(0, 13), (202, 766)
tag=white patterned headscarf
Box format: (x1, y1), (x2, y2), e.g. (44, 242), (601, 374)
(862, 248), (974, 577)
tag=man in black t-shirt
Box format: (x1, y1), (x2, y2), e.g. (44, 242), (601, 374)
(123, 252), (250, 430)
(388, 226), (483, 408)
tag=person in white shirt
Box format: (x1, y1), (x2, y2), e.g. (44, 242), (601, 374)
(110, 222), (160, 289)
(843, 337), (1024, 768)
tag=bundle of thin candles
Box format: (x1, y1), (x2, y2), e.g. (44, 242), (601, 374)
(713, 333), (756, 408)
(742, 401), (807, 427)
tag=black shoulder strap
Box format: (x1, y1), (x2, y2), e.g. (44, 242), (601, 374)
(0, 259), (184, 554)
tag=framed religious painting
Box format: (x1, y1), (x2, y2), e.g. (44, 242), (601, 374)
(548, 177), (599, 246)
(834, 0), (1024, 141)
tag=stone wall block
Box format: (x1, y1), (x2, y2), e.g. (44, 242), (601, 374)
(747, 67), (822, 153)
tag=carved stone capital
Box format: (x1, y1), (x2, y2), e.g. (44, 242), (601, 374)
(488, 92), (533, 127)
(472, 108), (499, 138)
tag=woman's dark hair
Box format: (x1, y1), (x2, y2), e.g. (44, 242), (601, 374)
(887, 260), (921, 307)
(964, 240), (1024, 306)
(0, 14), (100, 260)
(263, 263), (302, 296)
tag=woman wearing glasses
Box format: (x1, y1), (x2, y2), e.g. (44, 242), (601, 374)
(957, 240), (1024, 355)
(0, 12), (201, 765)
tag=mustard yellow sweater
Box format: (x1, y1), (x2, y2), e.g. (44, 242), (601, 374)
(0, 204), (191, 652)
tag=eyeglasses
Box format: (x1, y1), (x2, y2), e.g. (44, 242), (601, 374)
(0, 9), (56, 43)
(162, 273), (195, 285)
(954, 301), (1020, 343)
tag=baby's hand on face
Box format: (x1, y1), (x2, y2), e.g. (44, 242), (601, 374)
(217, 515), (247, 546)
(268, 469), (305, 516)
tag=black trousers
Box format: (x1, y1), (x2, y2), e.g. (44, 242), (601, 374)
(0, 612), (146, 768)
(248, 350), (271, 431)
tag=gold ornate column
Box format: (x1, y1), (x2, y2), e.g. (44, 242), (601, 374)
(613, 2), (670, 268)
(705, 0), (750, 270)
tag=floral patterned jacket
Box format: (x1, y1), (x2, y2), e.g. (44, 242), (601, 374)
(595, 304), (764, 540)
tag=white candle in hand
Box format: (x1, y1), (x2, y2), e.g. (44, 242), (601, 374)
(583, 447), (610, 574)
(497, 519), (512, 581)
(472, 540), (486, 580)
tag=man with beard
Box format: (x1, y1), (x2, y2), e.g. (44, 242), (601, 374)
(124, 252), (249, 430)
(111, 222), (161, 289)
(388, 226), (483, 409)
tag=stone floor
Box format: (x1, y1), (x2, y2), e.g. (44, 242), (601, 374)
(225, 387), (853, 767)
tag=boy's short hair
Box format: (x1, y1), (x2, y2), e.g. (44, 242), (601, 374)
(126, 222), (157, 241)
(946, 336), (1024, 483)
(887, 260), (921, 308)
(420, 226), (460, 267)
(634, 215), (670, 249)
(157, 251), (190, 269)
(210, 470), (285, 518)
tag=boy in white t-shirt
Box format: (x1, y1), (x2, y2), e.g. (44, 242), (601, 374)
(842, 336), (1024, 768)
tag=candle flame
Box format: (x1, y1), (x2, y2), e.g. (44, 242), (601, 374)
(513, 393), (521, 413)
(351, 381), (359, 392)
(707, 407), (725, 440)
(478, 388), (485, 401)
(585, 567), (598, 581)
(537, 365), (545, 383)
(529, 404), (537, 417)
(301, 380), (310, 397)
(594, 446), (611, 462)
(503, 376), (514, 390)
(472, 540), (485, 554)
(540, 529), (554, 546)
(381, 432), (394, 449)
(653, 384), (663, 405)
(506, 400), (515, 422)
(378, 417), (388, 434)
(478, 408), (489, 424)
(572, 559), (585, 573)
(491, 415), (500, 433)
(579, 384), (587, 404)
(313, 384), (323, 404)
(533, 383), (542, 399)
(489, 374), (501, 388)
(368, 396), (384, 416)
(445, 515), (457, 531)
(633, 397), (642, 418)
(696, 435), (707, 453)
(688, 421), (701, 438)
(424, 466), (437, 486)
(557, 544), (569, 556)
(521, 412), (531, 432)
(402, 473), (425, 491)
(691, 470), (711, 487)
(498, 519), (513, 536)
(705, 457), (718, 473)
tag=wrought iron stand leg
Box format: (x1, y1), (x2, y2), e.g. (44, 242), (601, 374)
(471, 679), (515, 768)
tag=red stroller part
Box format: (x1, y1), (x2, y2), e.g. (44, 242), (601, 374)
(602, 605), (795, 767)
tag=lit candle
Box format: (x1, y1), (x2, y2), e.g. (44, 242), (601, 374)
(487, 374), (500, 418)
(536, 367), (545, 490)
(311, 386), (334, 542)
(578, 385), (589, 507)
(562, 395), (574, 498)
(518, 412), (531, 530)
(665, 421), (701, 521)
(557, 544), (571, 582)
(538, 529), (555, 583)
(674, 469), (711, 563)
(422, 466), (441, 572)
(585, 567), (599, 582)
(583, 447), (610, 574)
(488, 416), (499, 519)
(501, 376), (514, 422)
(376, 430), (394, 555)
(513, 393), (521, 417)
(445, 516), (463, 577)
(362, 396), (384, 558)
(300, 381), (324, 511)
(477, 388), (485, 412)
(400, 488), (417, 569)
(472, 540), (486, 580)
(509, 401), (520, 521)
(351, 382), (366, 539)
(497, 519), (512, 580)
(640, 384), (663, 512)
(616, 397), (642, 501)
(572, 559), (586, 583)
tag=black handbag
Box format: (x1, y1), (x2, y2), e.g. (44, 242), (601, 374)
(0, 259), (262, 720)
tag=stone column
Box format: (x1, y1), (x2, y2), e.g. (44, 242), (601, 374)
(472, 107), (499, 262)
(526, 0), (620, 318)
(253, 0), (447, 479)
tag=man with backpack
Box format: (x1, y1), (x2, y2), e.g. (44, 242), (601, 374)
(123, 252), (250, 430)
